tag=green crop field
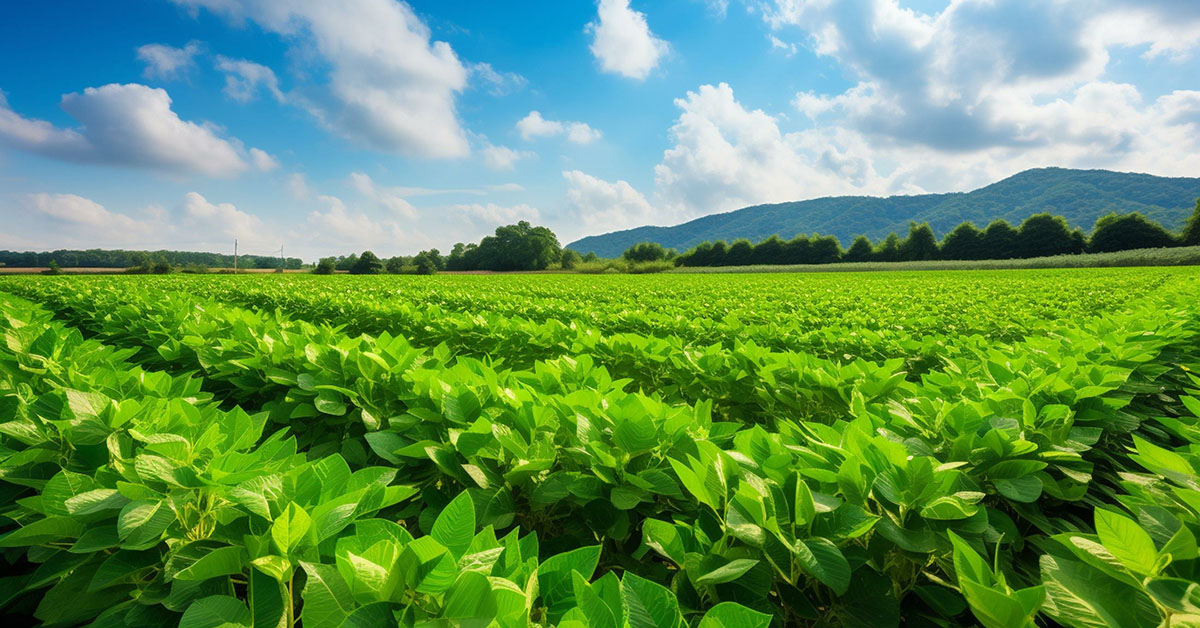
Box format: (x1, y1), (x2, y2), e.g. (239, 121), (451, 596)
(1, 268), (1199, 628)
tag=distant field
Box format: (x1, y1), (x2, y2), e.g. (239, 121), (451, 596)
(0, 266), (309, 274)
(1, 268), (1199, 627)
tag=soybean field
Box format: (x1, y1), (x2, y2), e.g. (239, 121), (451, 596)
(1, 268), (1199, 628)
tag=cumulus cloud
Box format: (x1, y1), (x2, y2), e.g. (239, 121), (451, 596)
(761, 0), (1200, 155)
(454, 202), (541, 224)
(587, 0), (669, 80)
(516, 111), (602, 144)
(582, 0), (1200, 221)
(0, 83), (268, 177)
(137, 41), (203, 80)
(24, 193), (159, 241)
(215, 56), (284, 102)
(348, 172), (419, 219)
(563, 169), (658, 238)
(249, 148), (279, 171)
(181, 191), (264, 239)
(14, 191), (277, 251)
(299, 194), (432, 252)
(173, 0), (470, 158)
(480, 143), (531, 171)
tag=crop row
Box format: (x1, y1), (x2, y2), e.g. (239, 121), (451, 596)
(10, 269), (1182, 365)
(2, 275), (1199, 626)
(0, 292), (772, 628)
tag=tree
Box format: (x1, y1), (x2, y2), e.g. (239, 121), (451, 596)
(41, 260), (62, 276)
(843, 236), (874, 262)
(465, 221), (562, 271)
(899, 223), (939, 261)
(414, 256), (438, 275)
(751, 235), (786, 265)
(313, 257), (336, 274)
(1088, 212), (1178, 253)
(1183, 198), (1200, 246)
(781, 235), (812, 264)
(1015, 213), (1081, 258)
(873, 233), (902, 263)
(582, 252), (599, 263)
(939, 223), (984, 260)
(980, 220), (1019, 260)
(336, 254), (359, 272)
(623, 242), (669, 262)
(725, 239), (755, 266)
(810, 235), (843, 264)
(350, 251), (384, 274)
(560, 249), (582, 269)
(385, 257), (406, 274)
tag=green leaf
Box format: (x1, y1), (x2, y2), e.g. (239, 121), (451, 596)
(0, 516), (85, 547)
(118, 499), (174, 548)
(300, 562), (355, 628)
(174, 545), (247, 581)
(993, 476), (1042, 503)
(697, 602), (771, 628)
(622, 572), (684, 628)
(443, 571), (499, 622)
(431, 491), (476, 559)
(271, 502), (312, 556)
(538, 545), (602, 622)
(1095, 509), (1158, 575)
(572, 572), (617, 628)
(178, 595), (252, 628)
(694, 559), (760, 585)
(794, 537), (850, 595)
(1143, 578), (1200, 614)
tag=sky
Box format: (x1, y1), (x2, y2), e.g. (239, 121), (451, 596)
(1, 0), (1199, 261)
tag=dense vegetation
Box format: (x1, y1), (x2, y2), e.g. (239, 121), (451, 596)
(671, 204), (1198, 267)
(0, 248), (303, 270)
(0, 268), (1198, 627)
(569, 168), (1200, 257)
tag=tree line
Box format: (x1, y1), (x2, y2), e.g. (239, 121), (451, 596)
(316, 222), (587, 275)
(660, 203), (1200, 267)
(0, 248), (303, 270)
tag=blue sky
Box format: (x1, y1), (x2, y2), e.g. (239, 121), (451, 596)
(1, 0), (1198, 260)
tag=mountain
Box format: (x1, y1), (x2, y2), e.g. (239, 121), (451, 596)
(566, 168), (1200, 258)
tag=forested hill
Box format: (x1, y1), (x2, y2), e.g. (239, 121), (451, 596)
(567, 168), (1200, 257)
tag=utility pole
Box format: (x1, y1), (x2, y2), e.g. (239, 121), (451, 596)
(233, 239), (238, 273)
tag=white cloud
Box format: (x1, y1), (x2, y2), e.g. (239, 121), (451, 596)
(348, 172), (418, 219)
(173, 0), (470, 158)
(286, 173), (312, 200)
(558, 0), (1200, 222)
(137, 41), (203, 80)
(0, 84), (264, 177)
(454, 202), (541, 225)
(470, 62), (528, 96)
(480, 143), (531, 171)
(181, 191), (264, 240)
(587, 0), (669, 80)
(516, 111), (562, 139)
(300, 194), (430, 252)
(516, 111), (602, 144)
(24, 193), (158, 240)
(563, 169), (658, 239)
(215, 56), (283, 102)
(15, 191), (274, 251)
(249, 147), (279, 171)
(768, 35), (798, 57)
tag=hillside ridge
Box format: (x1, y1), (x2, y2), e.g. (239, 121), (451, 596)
(567, 167), (1200, 257)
